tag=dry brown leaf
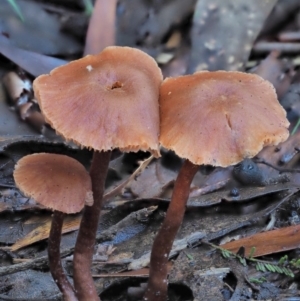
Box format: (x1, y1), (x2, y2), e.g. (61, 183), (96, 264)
(221, 223), (300, 257)
(10, 215), (81, 251)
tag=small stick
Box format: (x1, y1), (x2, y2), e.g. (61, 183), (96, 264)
(253, 42), (300, 54)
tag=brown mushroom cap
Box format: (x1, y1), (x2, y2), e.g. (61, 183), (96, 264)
(13, 153), (92, 213)
(33, 46), (162, 157)
(160, 71), (290, 167)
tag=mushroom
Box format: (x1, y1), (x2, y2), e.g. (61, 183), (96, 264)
(143, 71), (290, 301)
(33, 46), (162, 301)
(13, 153), (92, 301)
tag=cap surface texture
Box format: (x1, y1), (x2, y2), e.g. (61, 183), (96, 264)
(159, 71), (290, 167)
(33, 46), (162, 157)
(14, 153), (92, 213)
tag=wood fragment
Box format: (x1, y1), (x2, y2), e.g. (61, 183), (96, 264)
(253, 42), (300, 54)
(278, 31), (300, 42)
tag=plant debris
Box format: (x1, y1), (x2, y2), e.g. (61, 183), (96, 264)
(1, 0), (300, 300)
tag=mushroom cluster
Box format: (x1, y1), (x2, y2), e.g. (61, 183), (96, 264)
(14, 45), (290, 301)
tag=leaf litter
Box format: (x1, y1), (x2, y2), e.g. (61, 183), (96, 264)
(1, 0), (300, 300)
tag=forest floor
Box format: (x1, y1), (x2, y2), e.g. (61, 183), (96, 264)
(1, 0), (300, 300)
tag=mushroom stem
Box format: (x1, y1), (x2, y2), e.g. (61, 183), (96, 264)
(73, 151), (111, 301)
(48, 210), (78, 301)
(143, 159), (199, 301)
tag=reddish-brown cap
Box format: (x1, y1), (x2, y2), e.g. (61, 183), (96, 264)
(33, 46), (162, 157)
(13, 153), (92, 213)
(160, 71), (290, 167)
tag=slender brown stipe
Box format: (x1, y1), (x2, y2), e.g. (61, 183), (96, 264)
(73, 151), (111, 301)
(49, 211), (78, 301)
(144, 160), (198, 301)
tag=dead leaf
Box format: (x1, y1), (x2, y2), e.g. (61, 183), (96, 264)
(10, 215), (81, 251)
(0, 35), (67, 77)
(189, 0), (277, 72)
(252, 51), (294, 99)
(84, 0), (116, 55)
(104, 155), (154, 201)
(222, 223), (300, 257)
(130, 160), (176, 199)
(0, 0), (81, 55)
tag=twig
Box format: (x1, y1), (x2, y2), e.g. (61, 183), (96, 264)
(202, 241), (295, 277)
(253, 42), (300, 54)
(189, 179), (229, 198)
(0, 183), (15, 188)
(278, 31), (300, 42)
(0, 293), (61, 301)
(0, 206), (156, 276)
(254, 158), (300, 173)
(0, 249), (72, 277)
(103, 155), (154, 201)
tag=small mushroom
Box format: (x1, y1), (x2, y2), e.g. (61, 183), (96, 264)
(144, 71), (290, 301)
(33, 46), (162, 301)
(13, 153), (92, 301)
